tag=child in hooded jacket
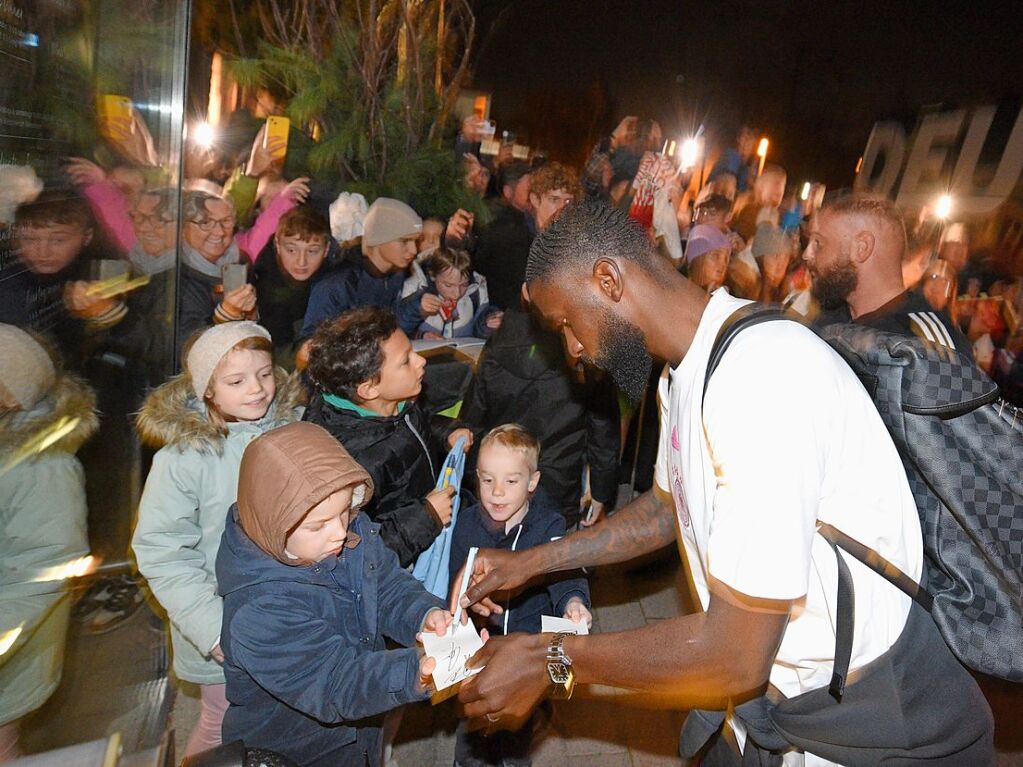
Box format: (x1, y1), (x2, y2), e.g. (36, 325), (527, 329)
(132, 321), (304, 757)
(0, 326), (97, 762)
(217, 422), (452, 767)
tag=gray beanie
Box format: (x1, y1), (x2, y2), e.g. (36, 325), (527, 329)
(362, 198), (423, 247)
(186, 321), (271, 399)
(0, 324), (56, 410)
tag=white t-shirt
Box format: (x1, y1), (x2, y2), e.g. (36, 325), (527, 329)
(655, 290), (923, 764)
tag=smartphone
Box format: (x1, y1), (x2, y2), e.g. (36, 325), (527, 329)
(478, 119), (496, 138)
(264, 116), (290, 161)
(96, 95), (133, 139)
(91, 259), (130, 281)
(221, 263), (248, 294)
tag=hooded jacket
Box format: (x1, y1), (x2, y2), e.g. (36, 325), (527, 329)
(1, 376), (97, 726)
(303, 395), (456, 567)
(448, 486), (589, 636)
(300, 245), (424, 341)
(217, 422), (443, 767)
(461, 311), (620, 525)
(131, 368), (304, 684)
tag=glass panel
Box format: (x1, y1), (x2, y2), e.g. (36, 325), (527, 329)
(0, 0), (189, 757)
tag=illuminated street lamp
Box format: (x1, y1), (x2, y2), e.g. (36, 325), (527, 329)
(800, 181), (811, 201)
(757, 137), (769, 176)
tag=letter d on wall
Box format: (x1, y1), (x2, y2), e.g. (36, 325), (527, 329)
(855, 122), (906, 196)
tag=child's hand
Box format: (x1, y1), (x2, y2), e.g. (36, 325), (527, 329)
(211, 643), (225, 664)
(563, 597), (592, 630)
(421, 292), (444, 316)
(418, 651), (437, 694)
(485, 310), (504, 331)
(425, 486), (455, 527)
(448, 428), (474, 452)
(420, 608), (453, 638)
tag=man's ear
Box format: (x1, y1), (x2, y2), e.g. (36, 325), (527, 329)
(354, 377), (379, 403)
(528, 470), (541, 493)
(593, 258), (624, 302)
(521, 281), (531, 305)
(851, 230), (876, 264)
(529, 191), (541, 209)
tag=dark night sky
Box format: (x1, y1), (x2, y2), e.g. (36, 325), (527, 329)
(470, 0), (1023, 188)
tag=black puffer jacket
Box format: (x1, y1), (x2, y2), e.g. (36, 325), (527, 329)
(303, 395), (455, 567)
(462, 310), (620, 526)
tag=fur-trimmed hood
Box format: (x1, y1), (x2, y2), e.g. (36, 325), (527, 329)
(0, 375), (99, 458)
(135, 367), (305, 454)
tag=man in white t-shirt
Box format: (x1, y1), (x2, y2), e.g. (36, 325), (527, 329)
(454, 200), (993, 765)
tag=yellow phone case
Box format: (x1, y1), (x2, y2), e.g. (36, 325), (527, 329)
(96, 95), (132, 139)
(265, 116), (290, 160)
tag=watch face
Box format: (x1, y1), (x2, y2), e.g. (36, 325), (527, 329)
(547, 661), (571, 685)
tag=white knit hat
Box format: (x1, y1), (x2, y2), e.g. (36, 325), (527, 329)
(0, 324), (56, 410)
(186, 321), (272, 399)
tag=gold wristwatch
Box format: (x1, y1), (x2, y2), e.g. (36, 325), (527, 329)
(545, 634), (576, 700)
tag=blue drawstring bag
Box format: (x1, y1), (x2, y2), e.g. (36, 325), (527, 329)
(412, 437), (467, 598)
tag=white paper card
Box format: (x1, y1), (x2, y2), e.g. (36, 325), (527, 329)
(541, 616), (590, 635)
(421, 620), (485, 691)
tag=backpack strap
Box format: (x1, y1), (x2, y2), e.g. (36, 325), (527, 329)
(817, 522), (933, 612)
(702, 303), (794, 400)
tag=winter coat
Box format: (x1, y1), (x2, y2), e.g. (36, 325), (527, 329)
(132, 369), (304, 684)
(303, 395), (457, 568)
(473, 204), (536, 312)
(217, 508), (443, 767)
(0, 376), (98, 726)
(462, 310), (620, 525)
(449, 487), (589, 636)
(401, 265), (498, 339)
(300, 245), (424, 340)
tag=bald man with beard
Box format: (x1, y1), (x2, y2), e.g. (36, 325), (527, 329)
(806, 195), (973, 360)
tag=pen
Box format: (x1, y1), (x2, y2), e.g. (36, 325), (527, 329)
(453, 546), (478, 626)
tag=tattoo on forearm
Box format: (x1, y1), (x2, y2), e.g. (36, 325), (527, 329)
(540, 491), (677, 573)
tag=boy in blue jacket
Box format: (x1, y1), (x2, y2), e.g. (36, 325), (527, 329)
(449, 424), (591, 767)
(217, 421), (452, 767)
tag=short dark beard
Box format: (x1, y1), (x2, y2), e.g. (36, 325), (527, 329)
(811, 260), (859, 310)
(584, 307), (652, 404)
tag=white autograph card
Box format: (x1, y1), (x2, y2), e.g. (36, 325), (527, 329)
(541, 616), (590, 635)
(421, 620), (485, 691)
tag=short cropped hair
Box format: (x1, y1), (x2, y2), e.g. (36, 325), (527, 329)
(423, 247), (472, 281)
(822, 194), (907, 255)
(15, 190), (93, 231)
(498, 160), (533, 192)
(760, 163), (786, 180)
(525, 198), (656, 286)
(183, 190), (234, 224)
(479, 423), (540, 473)
(530, 162), (581, 199)
(276, 206), (330, 243)
(307, 306), (398, 400)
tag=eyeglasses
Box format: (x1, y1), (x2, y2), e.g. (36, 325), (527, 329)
(189, 216), (236, 233)
(130, 212), (174, 228)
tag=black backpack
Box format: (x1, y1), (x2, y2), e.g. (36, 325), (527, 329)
(704, 303), (1023, 682)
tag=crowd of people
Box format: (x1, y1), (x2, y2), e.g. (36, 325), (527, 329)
(1, 102), (1020, 767)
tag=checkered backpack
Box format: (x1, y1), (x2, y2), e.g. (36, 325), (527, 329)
(708, 304), (1023, 682)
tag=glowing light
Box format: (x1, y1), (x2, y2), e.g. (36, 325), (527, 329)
(0, 626), (23, 656)
(756, 138), (769, 158)
(935, 194), (953, 220)
(855, 156), (864, 174)
(680, 138), (700, 171)
(193, 121), (215, 149)
(801, 182), (811, 201)
(667, 140), (677, 157)
(32, 555), (97, 583)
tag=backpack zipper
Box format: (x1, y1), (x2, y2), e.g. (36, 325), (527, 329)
(404, 413), (435, 477)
